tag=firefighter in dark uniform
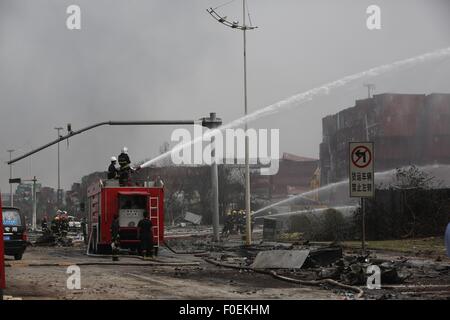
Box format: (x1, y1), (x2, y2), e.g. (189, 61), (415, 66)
(137, 211), (153, 259)
(108, 156), (119, 180)
(110, 214), (120, 261)
(51, 216), (60, 236)
(60, 213), (69, 237)
(118, 147), (132, 186)
(222, 211), (233, 237)
(238, 210), (246, 234)
(41, 216), (48, 233)
(81, 217), (87, 244)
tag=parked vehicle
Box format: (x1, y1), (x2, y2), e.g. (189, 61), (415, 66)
(2, 207), (27, 260)
(67, 215), (81, 232)
(87, 179), (164, 255)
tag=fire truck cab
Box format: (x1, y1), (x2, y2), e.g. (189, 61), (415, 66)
(87, 180), (164, 255)
(0, 196), (6, 299)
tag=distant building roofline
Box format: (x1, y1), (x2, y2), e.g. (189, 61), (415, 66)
(282, 152), (318, 162)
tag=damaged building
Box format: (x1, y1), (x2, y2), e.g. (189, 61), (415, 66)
(320, 93), (450, 185)
(251, 152), (319, 200)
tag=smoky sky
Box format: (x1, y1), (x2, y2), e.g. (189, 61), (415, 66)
(0, 0), (449, 192)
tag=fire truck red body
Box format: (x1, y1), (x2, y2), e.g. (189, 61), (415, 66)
(87, 180), (164, 254)
(0, 196), (6, 295)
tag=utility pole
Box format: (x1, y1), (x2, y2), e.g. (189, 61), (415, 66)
(202, 113), (223, 242)
(242, 0), (252, 246)
(32, 176), (37, 231)
(7, 149), (14, 206)
(361, 197), (366, 255)
(54, 127), (63, 207)
(14, 176), (38, 231)
(207, 0), (257, 245)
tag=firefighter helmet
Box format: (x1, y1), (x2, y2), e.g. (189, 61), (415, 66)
(122, 147), (128, 154)
(111, 156), (117, 162)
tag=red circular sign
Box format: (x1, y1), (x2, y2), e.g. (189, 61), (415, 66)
(351, 146), (372, 168)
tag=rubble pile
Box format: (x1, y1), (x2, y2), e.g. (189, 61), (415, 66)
(31, 230), (74, 247)
(199, 239), (450, 299)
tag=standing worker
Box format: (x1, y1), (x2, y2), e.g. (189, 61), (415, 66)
(222, 211), (232, 237)
(137, 211), (153, 259)
(81, 217), (87, 244)
(118, 147), (133, 186)
(108, 156), (119, 180)
(110, 214), (120, 261)
(51, 216), (60, 236)
(41, 216), (48, 233)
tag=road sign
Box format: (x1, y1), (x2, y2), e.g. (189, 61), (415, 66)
(0, 196), (6, 294)
(349, 142), (374, 198)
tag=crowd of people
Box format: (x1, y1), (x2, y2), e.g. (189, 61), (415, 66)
(222, 209), (255, 237)
(41, 210), (70, 237)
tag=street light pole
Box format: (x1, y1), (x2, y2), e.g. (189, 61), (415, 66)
(54, 127), (63, 206)
(202, 113), (223, 242)
(207, 1), (257, 246)
(32, 176), (37, 231)
(7, 149), (14, 206)
(242, 0), (252, 246)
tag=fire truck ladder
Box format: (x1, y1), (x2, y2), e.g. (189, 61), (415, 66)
(150, 197), (160, 247)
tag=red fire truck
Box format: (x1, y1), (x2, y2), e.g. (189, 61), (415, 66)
(0, 196), (6, 298)
(86, 180), (164, 255)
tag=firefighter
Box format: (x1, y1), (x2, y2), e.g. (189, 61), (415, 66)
(51, 215), (61, 236)
(60, 214), (69, 238)
(118, 147), (132, 186)
(110, 214), (120, 261)
(108, 156), (119, 180)
(230, 210), (238, 234)
(221, 211), (232, 237)
(238, 210), (246, 234)
(137, 211), (153, 259)
(81, 217), (87, 244)
(41, 216), (48, 233)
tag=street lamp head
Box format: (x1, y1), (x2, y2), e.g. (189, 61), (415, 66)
(206, 7), (257, 31)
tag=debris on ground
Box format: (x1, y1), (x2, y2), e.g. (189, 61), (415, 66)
(251, 250), (310, 269)
(32, 231), (74, 247)
(10, 226), (449, 300)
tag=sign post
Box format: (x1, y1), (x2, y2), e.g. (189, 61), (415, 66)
(349, 142), (375, 255)
(0, 195), (5, 299)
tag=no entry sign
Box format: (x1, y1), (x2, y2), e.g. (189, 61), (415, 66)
(349, 142), (374, 198)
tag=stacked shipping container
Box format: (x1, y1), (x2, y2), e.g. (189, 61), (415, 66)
(320, 93), (450, 185)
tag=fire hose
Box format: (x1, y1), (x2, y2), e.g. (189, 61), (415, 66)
(81, 229), (201, 266)
(163, 241), (207, 255)
(83, 252), (199, 266)
(203, 258), (364, 299)
(6, 260), (199, 268)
